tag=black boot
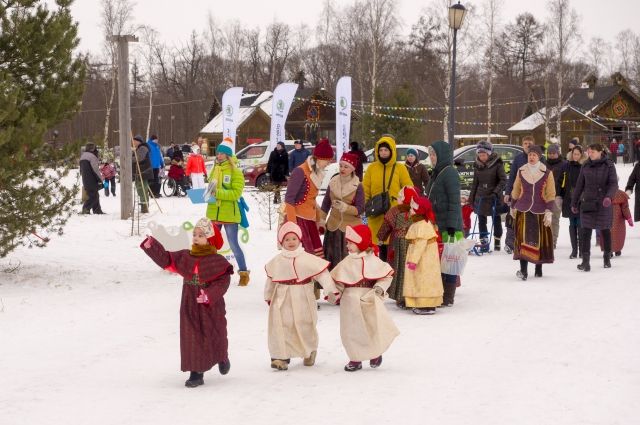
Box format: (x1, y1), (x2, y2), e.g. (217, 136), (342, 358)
(218, 358), (231, 375)
(494, 238), (501, 252)
(442, 278), (456, 306)
(604, 252), (612, 268)
(577, 254), (591, 272)
(516, 260), (528, 281)
(534, 264), (543, 277)
(569, 225), (578, 259)
(185, 372), (204, 387)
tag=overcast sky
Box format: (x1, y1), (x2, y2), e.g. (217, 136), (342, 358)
(68, 0), (638, 55)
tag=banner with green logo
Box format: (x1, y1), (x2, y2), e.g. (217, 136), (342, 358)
(336, 76), (352, 160)
(268, 82), (298, 152)
(222, 86), (243, 151)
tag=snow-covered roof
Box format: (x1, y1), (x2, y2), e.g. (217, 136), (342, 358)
(454, 134), (508, 139)
(508, 105), (607, 132)
(201, 91), (273, 134)
(508, 106), (568, 132)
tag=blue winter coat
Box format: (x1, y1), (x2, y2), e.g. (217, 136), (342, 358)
(289, 147), (310, 171)
(147, 139), (164, 169)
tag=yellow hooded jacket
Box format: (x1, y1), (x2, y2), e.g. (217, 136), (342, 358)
(363, 136), (413, 244)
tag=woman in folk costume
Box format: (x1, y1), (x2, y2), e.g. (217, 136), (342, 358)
(264, 222), (339, 371)
(331, 225), (399, 372)
(377, 186), (418, 308)
(284, 139), (334, 298)
(598, 188), (633, 256)
(185, 143), (207, 189)
(320, 152), (365, 269)
(510, 145), (555, 280)
(404, 196), (444, 315)
(140, 218), (233, 388)
(284, 139), (334, 257)
(206, 138), (250, 286)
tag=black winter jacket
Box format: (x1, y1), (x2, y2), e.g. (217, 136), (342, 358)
(133, 142), (154, 181)
(79, 151), (103, 191)
(571, 157), (618, 230)
(469, 153), (506, 217)
(267, 149), (289, 184)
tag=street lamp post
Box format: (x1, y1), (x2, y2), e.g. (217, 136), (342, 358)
(448, 1), (467, 147)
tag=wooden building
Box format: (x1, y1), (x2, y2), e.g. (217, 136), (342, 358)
(508, 74), (640, 152)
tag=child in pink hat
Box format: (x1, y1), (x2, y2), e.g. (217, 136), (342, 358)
(264, 221), (339, 371)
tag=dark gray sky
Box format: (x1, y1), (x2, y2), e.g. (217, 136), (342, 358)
(67, 0), (638, 55)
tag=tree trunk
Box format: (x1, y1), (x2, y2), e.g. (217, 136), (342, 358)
(556, 57), (563, 143)
(146, 88), (153, 141)
(487, 72), (493, 141)
(370, 44), (377, 114)
(102, 68), (117, 150)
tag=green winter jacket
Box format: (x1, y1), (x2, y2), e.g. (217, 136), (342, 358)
(206, 159), (245, 223)
(426, 141), (463, 232)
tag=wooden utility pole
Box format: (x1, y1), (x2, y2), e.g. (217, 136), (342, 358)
(109, 34), (138, 219)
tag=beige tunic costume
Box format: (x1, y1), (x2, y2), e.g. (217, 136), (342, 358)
(331, 252), (399, 361)
(403, 220), (444, 308)
(264, 247), (337, 360)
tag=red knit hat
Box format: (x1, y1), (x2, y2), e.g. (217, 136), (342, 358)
(339, 152), (359, 170)
(410, 196), (436, 223)
(313, 138), (334, 160)
(397, 186), (418, 206)
(195, 218), (224, 249)
(345, 224), (378, 255)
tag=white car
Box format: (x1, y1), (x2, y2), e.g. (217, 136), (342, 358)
(235, 140), (312, 170)
(321, 144), (431, 189)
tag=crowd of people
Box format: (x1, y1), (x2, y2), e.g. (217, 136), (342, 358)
(84, 131), (639, 387)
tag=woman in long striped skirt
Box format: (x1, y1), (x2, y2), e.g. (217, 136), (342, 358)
(510, 145), (556, 280)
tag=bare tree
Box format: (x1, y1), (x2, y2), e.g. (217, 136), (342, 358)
(360, 0), (399, 113)
(316, 0), (337, 45)
(481, 0), (503, 139)
(263, 22), (292, 89)
(100, 0), (134, 150)
(138, 26), (160, 140)
(586, 37), (612, 77)
(223, 20), (246, 86)
(548, 0), (580, 143)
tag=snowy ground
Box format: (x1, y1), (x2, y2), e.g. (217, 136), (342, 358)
(1, 164), (639, 425)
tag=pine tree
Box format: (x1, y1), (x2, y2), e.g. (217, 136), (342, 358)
(0, 0), (86, 257)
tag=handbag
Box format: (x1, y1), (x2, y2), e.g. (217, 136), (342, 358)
(365, 164), (396, 217)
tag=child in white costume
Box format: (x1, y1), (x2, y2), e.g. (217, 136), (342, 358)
(331, 224), (400, 372)
(264, 222), (339, 371)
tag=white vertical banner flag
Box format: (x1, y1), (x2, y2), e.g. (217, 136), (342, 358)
(335, 76), (352, 160)
(268, 82), (298, 152)
(222, 87), (243, 151)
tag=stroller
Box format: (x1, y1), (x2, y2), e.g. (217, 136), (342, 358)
(468, 195), (499, 256)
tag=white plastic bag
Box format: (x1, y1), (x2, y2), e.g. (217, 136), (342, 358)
(440, 240), (470, 275)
